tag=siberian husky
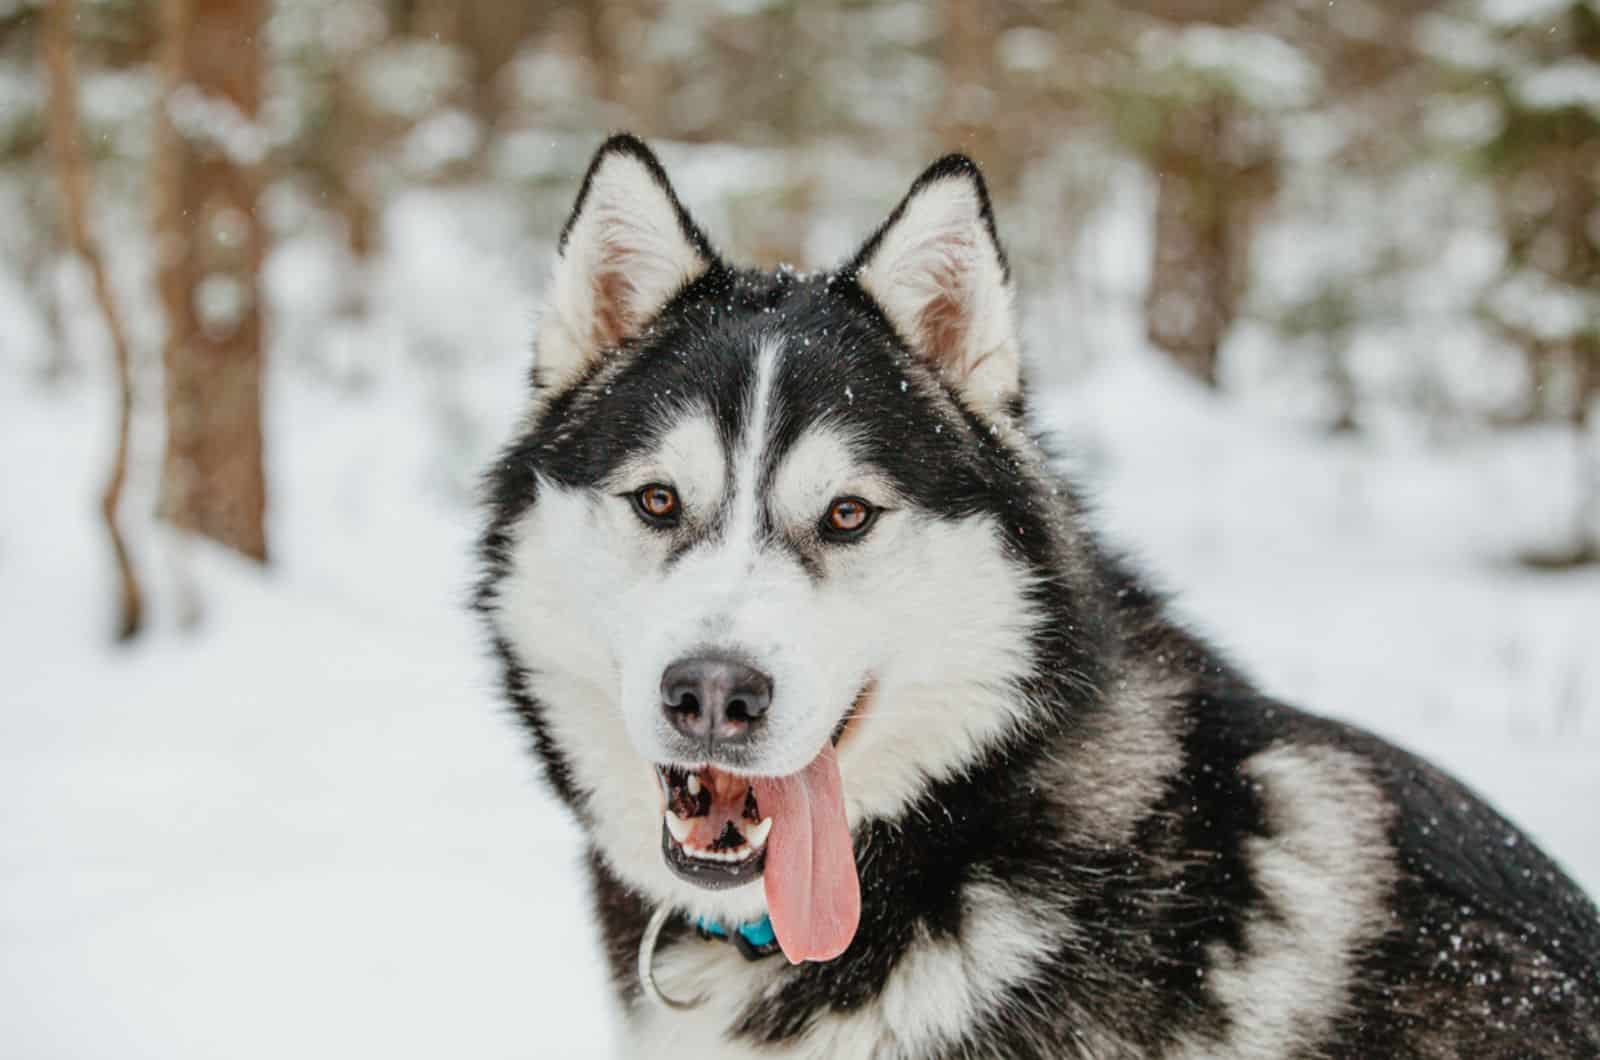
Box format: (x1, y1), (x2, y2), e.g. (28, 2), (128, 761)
(476, 134), (1600, 1058)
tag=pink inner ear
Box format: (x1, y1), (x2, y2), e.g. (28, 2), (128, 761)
(916, 282), (971, 379)
(912, 245), (975, 379)
(590, 254), (641, 352)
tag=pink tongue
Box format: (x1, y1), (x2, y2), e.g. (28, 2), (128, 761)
(751, 745), (860, 963)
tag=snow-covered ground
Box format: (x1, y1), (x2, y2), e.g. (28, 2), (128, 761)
(4, 217), (1597, 1056)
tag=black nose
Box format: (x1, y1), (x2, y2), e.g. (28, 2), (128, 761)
(661, 655), (773, 748)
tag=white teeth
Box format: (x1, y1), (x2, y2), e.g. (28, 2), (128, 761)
(679, 845), (751, 863)
(744, 817), (773, 848)
(686, 773), (701, 796)
(664, 812), (694, 844)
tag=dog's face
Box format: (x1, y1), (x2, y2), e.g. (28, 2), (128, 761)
(479, 137), (1047, 958)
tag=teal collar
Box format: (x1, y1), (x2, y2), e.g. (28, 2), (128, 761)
(693, 913), (780, 961)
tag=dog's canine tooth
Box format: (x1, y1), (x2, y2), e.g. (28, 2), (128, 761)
(686, 773), (701, 796)
(664, 812), (694, 844)
(744, 816), (772, 847)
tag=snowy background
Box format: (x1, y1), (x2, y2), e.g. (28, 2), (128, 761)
(4, 0), (1600, 1056)
(5, 180), (1598, 1058)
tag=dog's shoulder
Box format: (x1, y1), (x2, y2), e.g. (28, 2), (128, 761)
(1282, 708), (1600, 978)
(1171, 687), (1599, 1054)
(1207, 690), (1598, 957)
(1317, 717), (1600, 1053)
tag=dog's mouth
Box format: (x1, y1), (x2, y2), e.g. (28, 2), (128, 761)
(651, 685), (871, 963)
(657, 765), (771, 888)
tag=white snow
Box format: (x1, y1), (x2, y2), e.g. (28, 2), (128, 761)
(1415, 14), (1503, 73)
(358, 40), (467, 121)
(167, 83), (272, 167)
(1487, 267), (1600, 342)
(998, 27), (1057, 74)
(1136, 24), (1321, 108)
(1515, 60), (1600, 113)
(2, 189), (1596, 1057)
(401, 108), (482, 175)
(1478, 0), (1583, 27)
(195, 273), (249, 338)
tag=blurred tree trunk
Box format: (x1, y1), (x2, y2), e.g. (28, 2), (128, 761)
(1485, 21), (1600, 560)
(1144, 95), (1276, 388)
(152, 0), (269, 563)
(581, 0), (643, 119)
(939, 0), (1009, 191)
(414, 0), (531, 131)
(580, 0), (622, 106)
(44, 0), (145, 640)
(318, 59), (381, 338)
(327, 66), (381, 263)
(1545, 340), (1599, 563)
(29, 230), (72, 384)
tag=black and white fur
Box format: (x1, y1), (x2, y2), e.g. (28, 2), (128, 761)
(476, 135), (1600, 1058)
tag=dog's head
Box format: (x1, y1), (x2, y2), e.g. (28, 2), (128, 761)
(478, 136), (1062, 961)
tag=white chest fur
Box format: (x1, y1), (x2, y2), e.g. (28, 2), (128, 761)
(622, 880), (1058, 1059)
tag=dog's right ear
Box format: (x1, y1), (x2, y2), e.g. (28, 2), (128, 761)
(536, 134), (716, 394)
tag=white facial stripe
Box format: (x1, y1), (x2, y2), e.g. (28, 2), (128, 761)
(725, 336), (783, 547)
(610, 413), (726, 514)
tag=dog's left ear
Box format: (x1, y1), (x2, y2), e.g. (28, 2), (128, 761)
(536, 134), (716, 395)
(850, 155), (1019, 417)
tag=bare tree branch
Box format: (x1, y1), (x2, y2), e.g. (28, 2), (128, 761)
(44, 0), (145, 642)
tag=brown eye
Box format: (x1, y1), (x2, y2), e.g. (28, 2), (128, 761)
(822, 496), (876, 540)
(634, 484), (680, 525)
